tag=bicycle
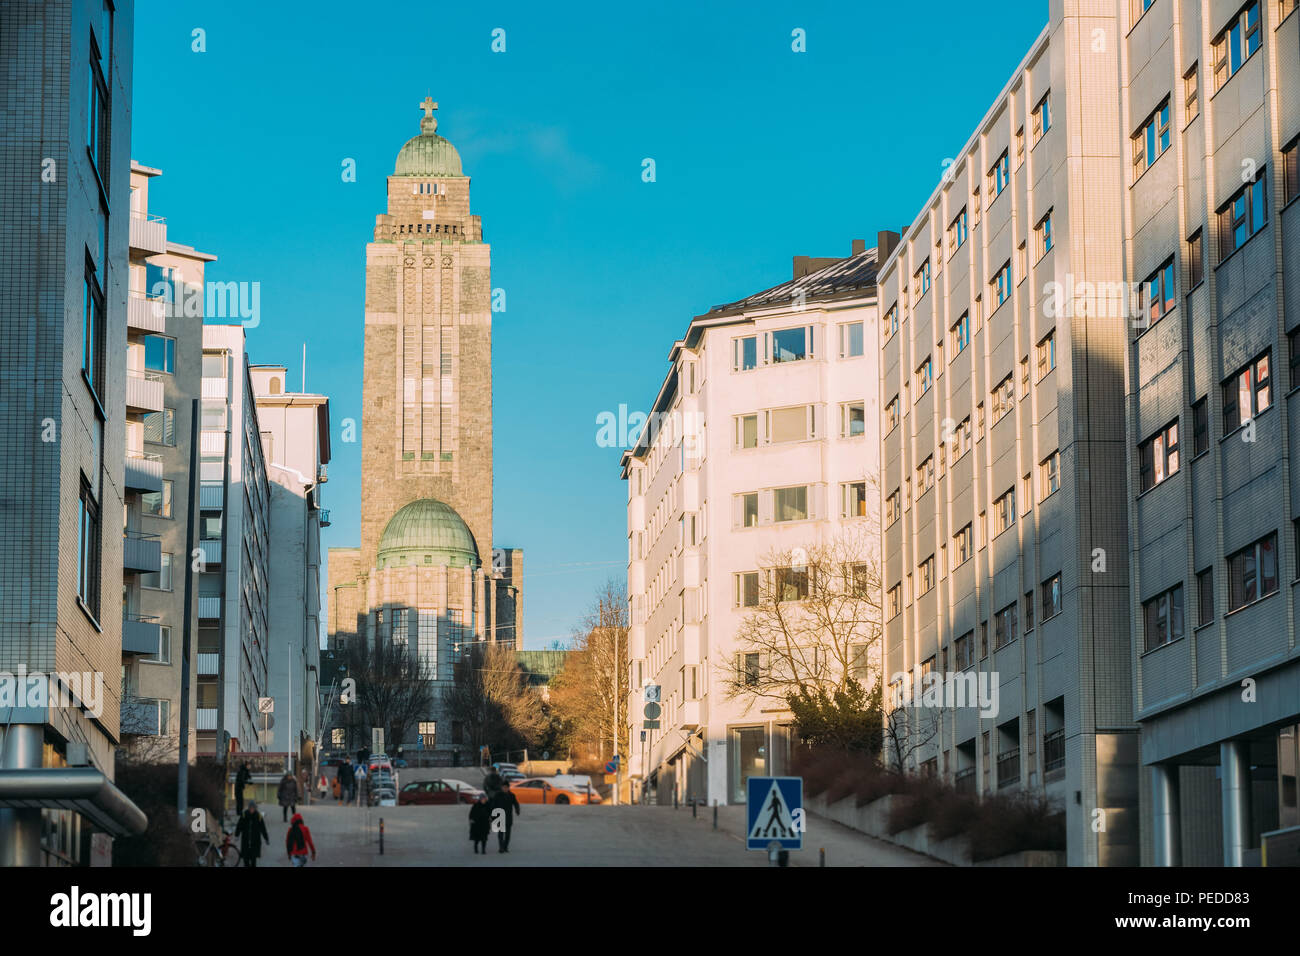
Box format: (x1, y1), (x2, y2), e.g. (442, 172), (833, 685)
(195, 829), (241, 867)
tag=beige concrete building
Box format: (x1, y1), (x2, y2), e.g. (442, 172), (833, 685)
(327, 98), (522, 764)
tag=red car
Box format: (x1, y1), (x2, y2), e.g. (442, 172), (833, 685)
(398, 780), (475, 806)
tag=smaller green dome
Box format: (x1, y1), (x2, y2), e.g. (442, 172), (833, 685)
(378, 499), (479, 569)
(394, 98), (464, 177)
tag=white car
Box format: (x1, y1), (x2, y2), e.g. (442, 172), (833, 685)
(439, 778), (485, 799)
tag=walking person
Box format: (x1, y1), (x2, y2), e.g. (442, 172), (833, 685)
(277, 771), (299, 822)
(318, 772), (328, 802)
(337, 760), (354, 804)
(468, 793), (491, 855)
(482, 764), (504, 797)
(234, 762), (251, 817)
(331, 774), (341, 803)
(285, 812), (317, 867)
(490, 782), (521, 854)
(234, 800), (270, 867)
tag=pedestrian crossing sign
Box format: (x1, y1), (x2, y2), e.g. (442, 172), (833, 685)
(746, 776), (803, 851)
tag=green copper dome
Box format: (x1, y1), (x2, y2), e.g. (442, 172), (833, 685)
(394, 98), (464, 177)
(377, 499), (479, 569)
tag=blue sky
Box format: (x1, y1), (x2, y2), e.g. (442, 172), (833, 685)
(130, 0), (1047, 648)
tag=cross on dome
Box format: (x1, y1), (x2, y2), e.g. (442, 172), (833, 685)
(419, 95), (439, 134)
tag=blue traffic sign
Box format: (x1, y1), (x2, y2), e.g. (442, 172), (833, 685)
(745, 776), (803, 851)
(605, 755), (620, 774)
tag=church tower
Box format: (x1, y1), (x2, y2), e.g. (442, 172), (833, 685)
(327, 99), (522, 762)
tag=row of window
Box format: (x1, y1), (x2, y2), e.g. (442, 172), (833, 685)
(732, 322), (864, 371)
(733, 562), (872, 608)
(733, 481), (871, 527)
(733, 401), (865, 447)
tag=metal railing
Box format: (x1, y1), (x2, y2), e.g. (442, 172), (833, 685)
(1042, 729), (1065, 773)
(954, 766), (976, 795)
(997, 748), (1021, 788)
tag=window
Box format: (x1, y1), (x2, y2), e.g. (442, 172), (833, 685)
(768, 405), (816, 443)
(1040, 451), (1060, 498)
(948, 416), (972, 460)
(1227, 532), (1278, 611)
(82, 266), (105, 401)
(883, 304), (900, 344)
(735, 413), (759, 449)
(1284, 0), (1300, 20)
(915, 357), (933, 399)
(953, 524), (973, 566)
(87, 32), (109, 183)
(1020, 472), (1033, 514)
(840, 401), (865, 438)
(1035, 210), (1054, 260)
(772, 326), (812, 363)
(994, 488), (1016, 535)
(1019, 357), (1030, 398)
(773, 485), (809, 522)
(885, 395), (900, 432)
(974, 295), (984, 331)
(839, 322), (864, 358)
(841, 481), (868, 518)
(992, 261), (1012, 306)
(143, 625), (172, 665)
(738, 492), (759, 528)
(1132, 99), (1171, 178)
(1223, 351), (1271, 432)
(142, 552), (173, 591)
(1140, 258), (1176, 327)
(733, 335), (758, 371)
(1132, 0), (1156, 22)
(735, 571), (760, 608)
(914, 259), (932, 299)
(1285, 138), (1300, 206)
(948, 208), (968, 254)
(992, 375), (1015, 423)
(918, 556), (936, 595)
(887, 584), (902, 620)
(1192, 398), (1209, 455)
(77, 477), (100, 616)
(1197, 568), (1214, 626)
(1218, 172), (1267, 259)
(951, 312), (970, 357)
(1184, 64), (1199, 124)
(988, 151), (1009, 199)
(144, 408), (175, 446)
(1033, 92), (1052, 143)
(1139, 420), (1180, 492)
(1213, 2), (1262, 91)
(979, 622), (988, 659)
(916, 455), (935, 496)
(1017, 242), (1028, 283)
(976, 403), (985, 436)
(144, 334), (175, 374)
(141, 480), (173, 518)
(1041, 573), (1062, 620)
(885, 489), (901, 526)
(1036, 330), (1056, 380)
(1015, 126), (1025, 167)
(1024, 591), (1035, 632)
(954, 632), (974, 670)
(972, 186), (982, 227)
(1143, 584), (1185, 651)
(1187, 230), (1204, 288)
(994, 603), (1018, 650)
(1290, 330), (1300, 391)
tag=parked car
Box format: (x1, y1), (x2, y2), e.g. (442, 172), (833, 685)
(501, 770), (526, 783)
(398, 780), (475, 806)
(438, 778), (485, 800)
(393, 758), (408, 768)
(509, 778), (597, 805)
(492, 762), (518, 774)
(549, 775), (601, 802)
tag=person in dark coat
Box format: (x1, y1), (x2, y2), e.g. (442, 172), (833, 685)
(336, 761), (354, 804)
(234, 762), (251, 817)
(277, 772), (299, 821)
(468, 793), (492, 854)
(234, 801), (270, 867)
(482, 767), (504, 797)
(490, 783), (521, 853)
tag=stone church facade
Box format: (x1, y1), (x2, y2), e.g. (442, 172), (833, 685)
(327, 99), (522, 763)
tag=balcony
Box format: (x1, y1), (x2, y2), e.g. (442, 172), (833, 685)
(121, 614), (162, 656)
(200, 430), (225, 456)
(124, 450), (163, 493)
(198, 596), (221, 620)
(954, 766), (976, 795)
(127, 291), (168, 334)
(125, 370), (164, 414)
(120, 698), (162, 736)
(198, 539), (222, 567)
(201, 377), (228, 400)
(318, 508), (331, 527)
(195, 707), (218, 731)
(129, 212), (167, 256)
(997, 748), (1021, 789)
(678, 699), (701, 731)
(199, 482), (223, 510)
(317, 463), (328, 483)
(197, 652), (220, 677)
(122, 530), (161, 574)
(1042, 729), (1065, 774)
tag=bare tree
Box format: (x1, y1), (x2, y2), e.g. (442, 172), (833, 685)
(337, 639), (435, 753)
(883, 697), (940, 770)
(723, 525), (882, 712)
(443, 642), (548, 758)
(549, 580), (630, 761)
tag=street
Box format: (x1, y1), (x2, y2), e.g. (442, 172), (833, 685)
(250, 768), (941, 867)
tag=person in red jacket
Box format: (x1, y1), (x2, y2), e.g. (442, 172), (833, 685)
(286, 812), (317, 867)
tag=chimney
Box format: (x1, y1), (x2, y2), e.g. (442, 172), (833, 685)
(851, 239), (866, 256)
(876, 229), (901, 262)
(792, 255), (811, 280)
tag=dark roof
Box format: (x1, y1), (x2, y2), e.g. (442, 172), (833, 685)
(516, 650), (570, 685)
(701, 248), (880, 319)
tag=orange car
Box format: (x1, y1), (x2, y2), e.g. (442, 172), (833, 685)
(508, 778), (600, 805)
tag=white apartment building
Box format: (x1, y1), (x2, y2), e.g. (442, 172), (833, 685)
(622, 240), (884, 806)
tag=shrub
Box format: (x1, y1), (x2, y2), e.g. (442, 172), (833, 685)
(967, 791), (1066, 861)
(112, 758), (230, 866)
